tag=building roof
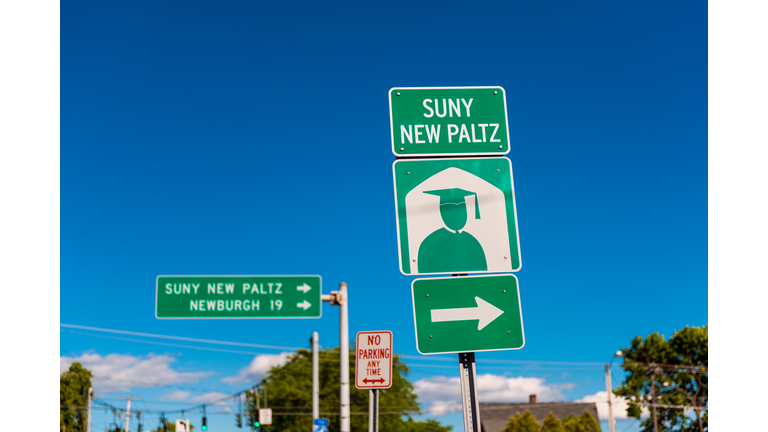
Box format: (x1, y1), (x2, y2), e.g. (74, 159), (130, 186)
(479, 402), (601, 432)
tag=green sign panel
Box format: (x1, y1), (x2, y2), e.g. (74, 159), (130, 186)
(389, 86), (510, 157)
(411, 275), (524, 355)
(156, 275), (322, 319)
(393, 157), (521, 275)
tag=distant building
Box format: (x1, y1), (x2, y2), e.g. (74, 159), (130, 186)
(479, 394), (601, 432)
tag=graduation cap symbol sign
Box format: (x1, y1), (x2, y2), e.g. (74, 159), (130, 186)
(393, 158), (522, 275)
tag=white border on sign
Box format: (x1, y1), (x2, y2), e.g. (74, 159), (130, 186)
(155, 275), (323, 319)
(392, 157), (523, 276)
(409, 274), (526, 355)
(355, 330), (394, 389)
(388, 86), (512, 158)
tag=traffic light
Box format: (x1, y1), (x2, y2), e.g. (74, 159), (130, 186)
(235, 413), (242, 428)
(202, 416), (208, 431)
(249, 411), (260, 429)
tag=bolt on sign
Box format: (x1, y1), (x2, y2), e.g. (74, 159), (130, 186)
(411, 274), (525, 355)
(355, 330), (393, 389)
(389, 86), (510, 157)
(155, 275), (321, 319)
(393, 157), (521, 275)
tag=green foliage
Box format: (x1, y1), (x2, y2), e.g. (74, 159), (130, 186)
(541, 412), (565, 432)
(614, 325), (708, 432)
(562, 410), (599, 432)
(245, 347), (451, 432)
(60, 362), (93, 432)
(503, 410), (540, 432)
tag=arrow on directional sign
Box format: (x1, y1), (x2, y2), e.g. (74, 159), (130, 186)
(363, 378), (385, 384)
(430, 296), (504, 331)
(296, 283), (312, 293)
(297, 300), (312, 310)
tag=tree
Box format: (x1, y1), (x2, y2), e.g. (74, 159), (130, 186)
(562, 410), (600, 432)
(541, 412), (565, 432)
(244, 347), (451, 432)
(503, 410), (540, 432)
(613, 325), (707, 432)
(61, 362), (93, 432)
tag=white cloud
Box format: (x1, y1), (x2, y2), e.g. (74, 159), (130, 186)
(190, 392), (232, 404)
(60, 352), (209, 395)
(576, 391), (648, 419)
(413, 373), (574, 416)
(221, 352), (292, 384)
(160, 391), (191, 401)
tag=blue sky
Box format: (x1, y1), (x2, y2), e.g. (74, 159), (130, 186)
(58, 1), (706, 431)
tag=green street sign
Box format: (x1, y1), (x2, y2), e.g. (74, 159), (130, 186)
(155, 275), (322, 319)
(393, 157), (521, 275)
(411, 275), (524, 355)
(389, 86), (510, 157)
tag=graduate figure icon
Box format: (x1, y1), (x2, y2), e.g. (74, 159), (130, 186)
(395, 162), (521, 275)
(417, 188), (487, 273)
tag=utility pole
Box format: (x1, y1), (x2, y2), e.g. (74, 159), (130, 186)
(118, 396), (141, 432)
(87, 388), (93, 432)
(605, 365), (614, 432)
(312, 331), (319, 426)
(322, 282), (349, 432)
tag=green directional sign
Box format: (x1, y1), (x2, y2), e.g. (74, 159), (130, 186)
(393, 157), (521, 275)
(389, 86), (510, 157)
(411, 274), (524, 355)
(156, 275), (322, 319)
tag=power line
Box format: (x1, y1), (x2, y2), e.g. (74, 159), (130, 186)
(626, 401), (707, 411)
(61, 329), (273, 356)
(60, 323), (301, 350)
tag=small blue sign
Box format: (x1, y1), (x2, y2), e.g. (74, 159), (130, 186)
(313, 426), (328, 432)
(314, 418), (329, 426)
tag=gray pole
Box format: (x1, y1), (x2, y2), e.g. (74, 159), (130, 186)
(459, 353), (481, 432)
(369, 390), (374, 432)
(606, 365), (614, 432)
(87, 388), (93, 432)
(312, 331), (320, 425)
(339, 282), (350, 432)
(374, 389), (379, 432)
(368, 389), (379, 432)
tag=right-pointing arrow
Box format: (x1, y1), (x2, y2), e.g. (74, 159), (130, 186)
(296, 283), (312, 294)
(297, 300), (312, 310)
(430, 296), (504, 330)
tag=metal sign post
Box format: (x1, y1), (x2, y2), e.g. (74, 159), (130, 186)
(459, 353), (481, 432)
(368, 389), (379, 432)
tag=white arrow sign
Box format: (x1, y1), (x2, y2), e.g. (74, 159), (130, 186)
(296, 283), (312, 293)
(430, 296), (504, 330)
(297, 300), (312, 310)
